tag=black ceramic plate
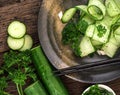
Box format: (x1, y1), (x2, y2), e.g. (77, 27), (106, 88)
(38, 0), (120, 83)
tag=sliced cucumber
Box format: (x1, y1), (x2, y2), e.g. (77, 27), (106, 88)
(91, 39), (103, 46)
(109, 33), (119, 47)
(61, 8), (77, 23)
(96, 14), (115, 28)
(114, 0), (120, 9)
(79, 36), (95, 57)
(114, 34), (120, 44)
(8, 21), (26, 38)
(81, 14), (95, 25)
(92, 24), (110, 43)
(7, 36), (24, 50)
(85, 24), (95, 37)
(105, 0), (120, 17)
(19, 35), (33, 51)
(75, 5), (88, 14)
(102, 42), (118, 58)
(114, 26), (120, 35)
(87, 0), (106, 20)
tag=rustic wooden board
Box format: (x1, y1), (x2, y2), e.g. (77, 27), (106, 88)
(0, 0), (120, 95)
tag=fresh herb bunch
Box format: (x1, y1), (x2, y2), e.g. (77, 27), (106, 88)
(62, 19), (88, 56)
(0, 76), (12, 95)
(76, 20), (88, 34)
(0, 50), (37, 95)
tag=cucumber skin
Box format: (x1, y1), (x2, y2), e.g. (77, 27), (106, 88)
(31, 46), (69, 95)
(24, 81), (48, 95)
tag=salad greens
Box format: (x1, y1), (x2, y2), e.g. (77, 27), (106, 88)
(83, 84), (113, 95)
(61, 0), (120, 58)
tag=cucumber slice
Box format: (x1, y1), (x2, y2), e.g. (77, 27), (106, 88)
(87, 6), (103, 20)
(79, 36), (95, 57)
(105, 0), (120, 17)
(114, 0), (120, 9)
(82, 14), (95, 25)
(8, 21), (26, 38)
(61, 8), (77, 23)
(91, 39), (103, 46)
(102, 42), (118, 58)
(87, 0), (106, 20)
(85, 24), (95, 37)
(114, 26), (120, 35)
(114, 34), (120, 44)
(75, 5), (88, 14)
(19, 35), (33, 51)
(7, 36), (24, 50)
(92, 24), (110, 43)
(109, 33), (119, 47)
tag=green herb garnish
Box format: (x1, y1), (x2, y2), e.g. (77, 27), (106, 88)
(97, 24), (107, 37)
(77, 20), (89, 34)
(62, 21), (82, 56)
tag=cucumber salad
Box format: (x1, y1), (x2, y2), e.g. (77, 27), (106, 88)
(61, 0), (120, 58)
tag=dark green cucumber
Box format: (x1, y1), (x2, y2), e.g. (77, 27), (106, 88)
(31, 46), (69, 95)
(24, 81), (48, 95)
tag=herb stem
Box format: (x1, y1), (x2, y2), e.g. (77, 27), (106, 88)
(16, 83), (21, 95)
(3, 91), (12, 95)
(20, 84), (24, 95)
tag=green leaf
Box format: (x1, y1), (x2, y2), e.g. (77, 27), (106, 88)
(97, 24), (107, 37)
(76, 20), (89, 34)
(8, 70), (27, 85)
(0, 77), (8, 90)
(62, 21), (79, 44)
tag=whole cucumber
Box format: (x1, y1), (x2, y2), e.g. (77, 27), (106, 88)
(31, 46), (69, 95)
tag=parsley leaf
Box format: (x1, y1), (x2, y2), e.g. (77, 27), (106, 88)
(76, 20), (89, 34)
(2, 50), (37, 95)
(97, 24), (107, 37)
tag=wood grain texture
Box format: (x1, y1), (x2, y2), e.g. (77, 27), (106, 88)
(0, 0), (120, 95)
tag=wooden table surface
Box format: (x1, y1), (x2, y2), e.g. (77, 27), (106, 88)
(0, 0), (120, 95)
